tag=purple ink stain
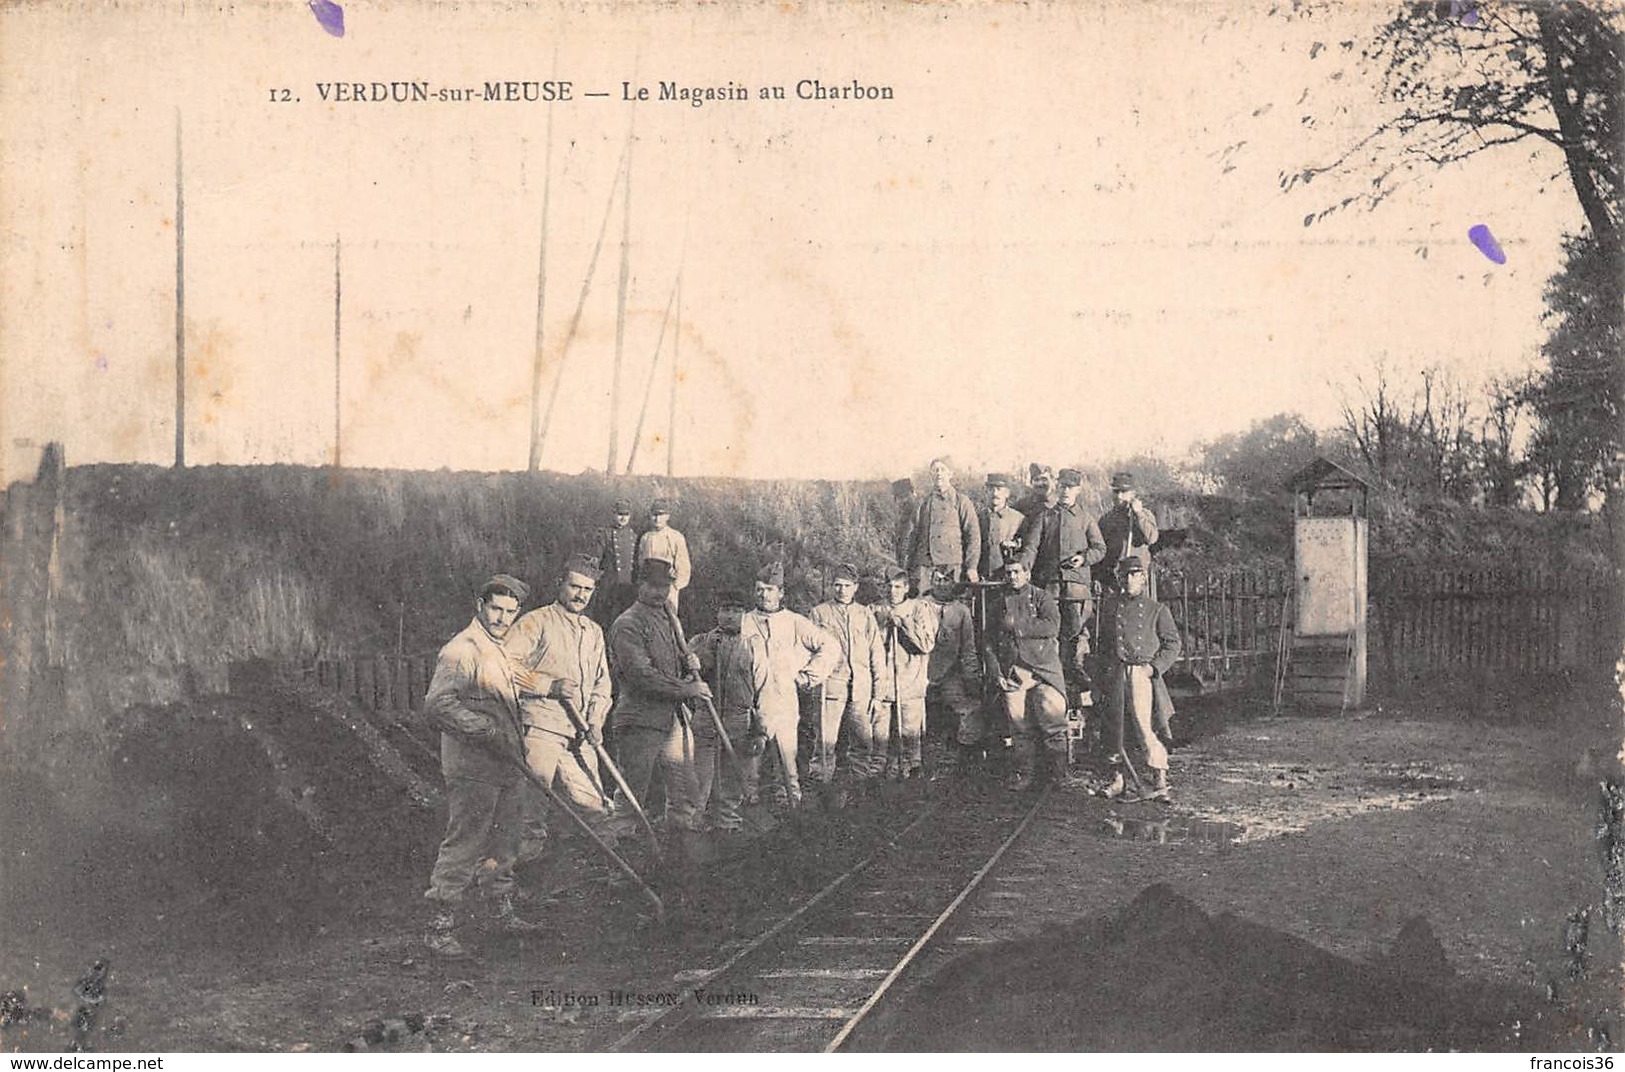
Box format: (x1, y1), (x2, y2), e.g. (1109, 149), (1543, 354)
(310, 0), (344, 38)
(1468, 224), (1506, 264)
(95, 356), (108, 371)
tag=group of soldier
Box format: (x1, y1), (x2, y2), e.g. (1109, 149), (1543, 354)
(417, 462), (1181, 958)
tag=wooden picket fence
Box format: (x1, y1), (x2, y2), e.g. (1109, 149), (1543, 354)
(291, 564), (1615, 713)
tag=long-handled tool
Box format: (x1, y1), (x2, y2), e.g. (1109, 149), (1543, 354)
(559, 697), (662, 860)
(664, 604), (739, 763)
(889, 611), (903, 778)
(507, 749), (664, 922)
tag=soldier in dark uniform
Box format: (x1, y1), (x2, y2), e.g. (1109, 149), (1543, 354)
(1013, 463), (1056, 520)
(1097, 472), (1160, 594)
(1017, 467), (1106, 691)
(979, 473), (1025, 581)
(595, 498), (639, 629)
(1096, 558), (1181, 801)
(980, 559), (1076, 791)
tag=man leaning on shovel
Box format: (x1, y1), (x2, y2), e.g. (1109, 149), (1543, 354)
(421, 574), (544, 960)
(506, 553), (624, 855)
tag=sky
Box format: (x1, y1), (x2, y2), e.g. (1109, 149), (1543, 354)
(0, 0), (1585, 485)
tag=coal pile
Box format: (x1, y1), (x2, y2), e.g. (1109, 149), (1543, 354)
(853, 884), (1580, 1051)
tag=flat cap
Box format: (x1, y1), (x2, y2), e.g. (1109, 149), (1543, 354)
(757, 562), (786, 587)
(832, 562), (860, 583)
(640, 557), (677, 584)
(1110, 472), (1135, 491)
(564, 552), (603, 580)
(612, 497), (633, 514)
(985, 472), (1011, 488)
(648, 498), (672, 515)
(1029, 463), (1053, 481)
(1058, 467), (1084, 487)
(483, 573), (530, 602)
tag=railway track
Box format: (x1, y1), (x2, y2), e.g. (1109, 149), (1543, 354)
(606, 786), (1053, 1053)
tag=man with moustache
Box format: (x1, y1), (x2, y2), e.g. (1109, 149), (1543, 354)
(904, 458), (982, 598)
(507, 553), (619, 849)
(740, 562), (837, 808)
(422, 574), (542, 960)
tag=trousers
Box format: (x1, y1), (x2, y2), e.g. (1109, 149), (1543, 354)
(425, 775), (524, 902)
(522, 727), (611, 833)
(1000, 667), (1069, 775)
(1104, 663), (1170, 772)
(928, 674), (985, 746)
(869, 698), (926, 775)
(616, 718), (703, 831)
(695, 706), (752, 829)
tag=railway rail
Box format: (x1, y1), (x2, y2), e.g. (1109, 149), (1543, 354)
(605, 787), (1054, 1053)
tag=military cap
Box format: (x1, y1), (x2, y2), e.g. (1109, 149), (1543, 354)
(832, 562), (860, 583)
(1029, 463), (1053, 480)
(931, 565), (957, 583)
(883, 566), (909, 583)
(612, 497), (633, 514)
(648, 498), (672, 515)
(564, 552), (603, 580)
(1110, 472), (1135, 492)
(891, 477), (914, 496)
(757, 562), (786, 587)
(482, 573), (530, 602)
(1058, 467), (1084, 487)
(1117, 557), (1147, 576)
(985, 472), (1011, 488)
(640, 558), (677, 584)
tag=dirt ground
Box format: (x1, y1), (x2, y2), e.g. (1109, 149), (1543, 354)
(1, 685), (1619, 1052)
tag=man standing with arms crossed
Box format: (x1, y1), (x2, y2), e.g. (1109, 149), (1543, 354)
(422, 574), (542, 960)
(741, 562), (837, 809)
(636, 499), (692, 612)
(608, 557), (709, 835)
(809, 562), (882, 787)
(506, 553), (619, 850)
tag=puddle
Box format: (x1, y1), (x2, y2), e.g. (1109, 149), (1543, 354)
(1096, 815), (1247, 848)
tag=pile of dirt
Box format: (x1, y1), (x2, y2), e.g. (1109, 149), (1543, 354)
(854, 884), (1584, 1051)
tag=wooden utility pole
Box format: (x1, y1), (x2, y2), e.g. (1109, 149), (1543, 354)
(625, 272), (679, 476)
(174, 111), (186, 469)
(333, 235), (342, 468)
(526, 108), (555, 473)
(667, 274), (681, 477)
(607, 118), (634, 474)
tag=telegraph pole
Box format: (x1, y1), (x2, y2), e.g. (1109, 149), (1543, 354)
(607, 116), (634, 474)
(173, 110), (186, 469)
(332, 235), (342, 468)
(526, 108), (555, 473)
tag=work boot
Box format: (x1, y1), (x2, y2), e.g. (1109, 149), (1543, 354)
(1097, 770), (1125, 799)
(425, 906), (471, 960)
(1049, 751), (1088, 791)
(490, 893), (545, 935)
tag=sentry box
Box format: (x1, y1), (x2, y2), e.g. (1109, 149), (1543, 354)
(1286, 457), (1371, 711)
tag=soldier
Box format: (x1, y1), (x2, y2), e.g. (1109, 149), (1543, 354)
(981, 559), (1074, 791)
(422, 574), (542, 960)
(871, 566), (940, 781)
(923, 566), (984, 778)
(978, 473), (1026, 581)
(690, 594), (768, 833)
(904, 458), (981, 597)
(608, 558), (709, 834)
(506, 554), (618, 850)
(1097, 558), (1181, 802)
(1097, 472), (1160, 593)
(1018, 467), (1107, 684)
(809, 562), (883, 786)
(636, 499), (692, 612)
(1013, 463), (1057, 520)
(594, 498), (640, 628)
(741, 562), (838, 808)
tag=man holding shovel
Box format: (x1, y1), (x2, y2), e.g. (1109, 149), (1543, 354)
(506, 553), (623, 850)
(421, 574), (543, 960)
(871, 566), (940, 782)
(690, 594), (769, 832)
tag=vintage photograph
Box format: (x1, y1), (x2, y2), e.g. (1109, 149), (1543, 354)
(1, 0), (1620, 1056)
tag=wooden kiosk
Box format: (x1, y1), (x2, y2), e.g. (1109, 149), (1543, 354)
(1287, 457), (1370, 711)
